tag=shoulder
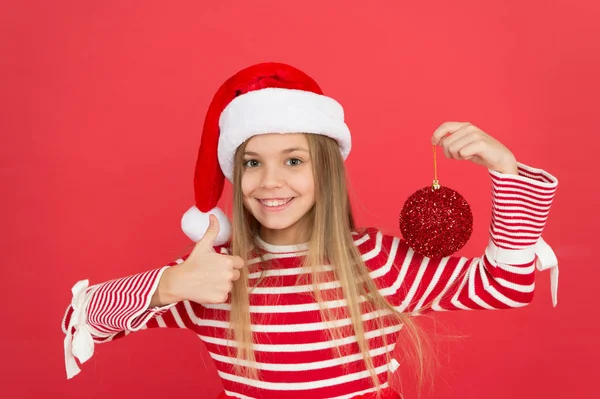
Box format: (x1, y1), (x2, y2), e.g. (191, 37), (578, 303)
(352, 227), (406, 256)
(352, 227), (411, 278)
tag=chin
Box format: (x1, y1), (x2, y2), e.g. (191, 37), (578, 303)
(255, 217), (298, 231)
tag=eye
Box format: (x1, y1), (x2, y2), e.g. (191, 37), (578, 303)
(243, 159), (260, 168)
(286, 158), (303, 166)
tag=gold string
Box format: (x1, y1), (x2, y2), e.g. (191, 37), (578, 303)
(432, 145), (440, 190)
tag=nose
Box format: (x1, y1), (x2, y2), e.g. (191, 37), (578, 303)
(259, 164), (284, 189)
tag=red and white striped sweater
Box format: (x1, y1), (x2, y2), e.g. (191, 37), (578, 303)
(62, 163), (559, 399)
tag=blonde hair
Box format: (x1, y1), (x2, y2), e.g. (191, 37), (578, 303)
(228, 133), (430, 394)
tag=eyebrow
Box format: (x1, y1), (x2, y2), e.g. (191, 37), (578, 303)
(244, 148), (309, 156)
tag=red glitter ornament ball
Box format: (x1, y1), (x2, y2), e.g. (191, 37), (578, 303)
(399, 185), (473, 259)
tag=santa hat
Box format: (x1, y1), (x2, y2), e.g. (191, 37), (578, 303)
(181, 62), (352, 245)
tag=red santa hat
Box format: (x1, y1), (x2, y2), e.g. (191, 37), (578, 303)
(181, 62), (352, 245)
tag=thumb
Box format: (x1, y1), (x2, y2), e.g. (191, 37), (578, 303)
(193, 214), (220, 253)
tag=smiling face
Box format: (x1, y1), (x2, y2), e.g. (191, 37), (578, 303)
(239, 133), (315, 244)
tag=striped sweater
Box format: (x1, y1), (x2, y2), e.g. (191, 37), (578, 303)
(62, 163), (559, 399)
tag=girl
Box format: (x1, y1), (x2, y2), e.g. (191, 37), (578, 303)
(62, 62), (559, 399)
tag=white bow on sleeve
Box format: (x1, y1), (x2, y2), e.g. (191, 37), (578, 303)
(486, 236), (559, 307)
(63, 279), (95, 379)
(534, 237), (559, 307)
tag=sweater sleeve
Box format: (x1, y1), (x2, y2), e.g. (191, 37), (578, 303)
(62, 255), (202, 380)
(368, 162), (559, 314)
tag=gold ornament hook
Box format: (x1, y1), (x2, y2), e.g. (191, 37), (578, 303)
(432, 145), (440, 190)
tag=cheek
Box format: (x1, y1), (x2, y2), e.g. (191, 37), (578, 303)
(241, 173), (257, 198)
(240, 178), (253, 210)
(297, 170), (315, 197)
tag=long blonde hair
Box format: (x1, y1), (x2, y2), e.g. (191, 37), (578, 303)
(228, 133), (430, 393)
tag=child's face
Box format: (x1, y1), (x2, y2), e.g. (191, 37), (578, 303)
(241, 133), (315, 240)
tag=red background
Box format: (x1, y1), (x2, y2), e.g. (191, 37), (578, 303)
(1, 1), (598, 398)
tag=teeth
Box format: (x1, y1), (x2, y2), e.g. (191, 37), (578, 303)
(260, 198), (291, 207)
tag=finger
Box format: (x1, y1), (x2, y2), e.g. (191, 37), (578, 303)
(230, 256), (245, 269)
(193, 214), (220, 252)
(444, 134), (478, 160)
(431, 122), (471, 145)
(438, 126), (469, 150)
(231, 269), (241, 281)
(454, 140), (483, 160)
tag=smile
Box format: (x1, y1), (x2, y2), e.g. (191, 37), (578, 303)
(257, 197), (294, 210)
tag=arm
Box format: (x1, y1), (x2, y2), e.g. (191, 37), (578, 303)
(62, 255), (202, 380)
(369, 162), (558, 313)
(62, 217), (244, 380)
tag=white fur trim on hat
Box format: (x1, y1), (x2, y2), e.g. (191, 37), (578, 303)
(217, 87), (351, 181)
(181, 206), (231, 246)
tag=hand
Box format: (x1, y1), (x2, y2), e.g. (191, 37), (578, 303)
(431, 122), (518, 175)
(160, 215), (244, 305)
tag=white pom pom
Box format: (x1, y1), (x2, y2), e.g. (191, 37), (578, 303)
(181, 206), (231, 246)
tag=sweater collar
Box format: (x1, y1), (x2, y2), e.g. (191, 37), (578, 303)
(255, 235), (309, 254)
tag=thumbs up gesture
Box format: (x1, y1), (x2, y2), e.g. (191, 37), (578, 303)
(155, 215), (245, 305)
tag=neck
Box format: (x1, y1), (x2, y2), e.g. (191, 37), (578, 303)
(259, 219), (310, 246)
